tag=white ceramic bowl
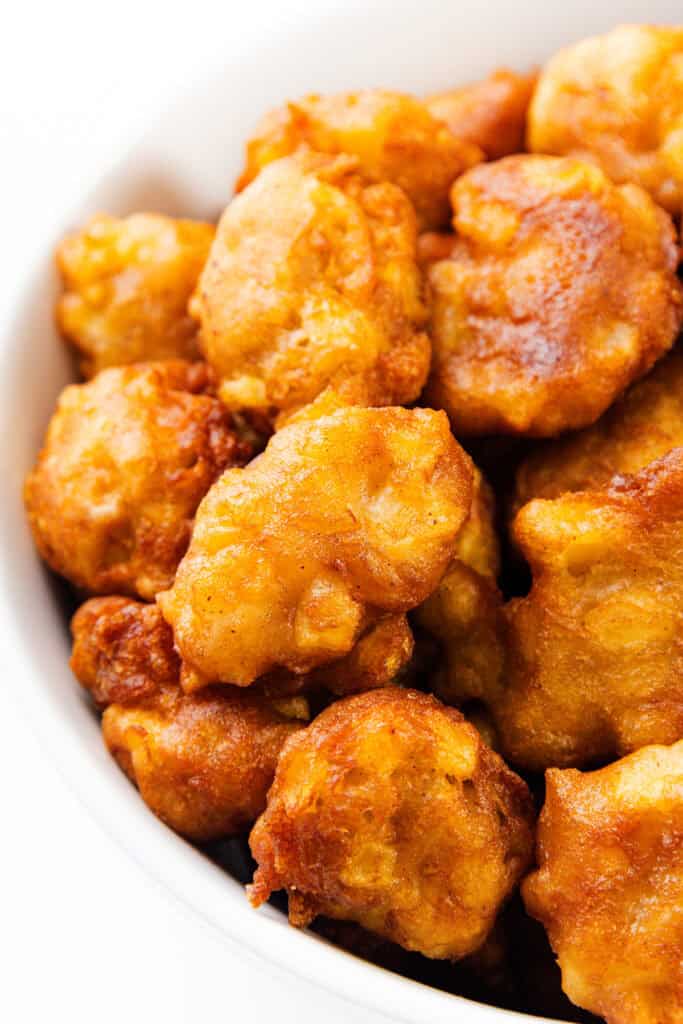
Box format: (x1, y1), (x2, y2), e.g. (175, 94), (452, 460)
(2, 1), (681, 1020)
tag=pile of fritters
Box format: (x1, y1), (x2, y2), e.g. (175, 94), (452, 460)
(26, 24), (683, 1024)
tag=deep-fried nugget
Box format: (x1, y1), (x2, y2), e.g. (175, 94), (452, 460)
(71, 596), (179, 707)
(236, 90), (482, 229)
(415, 468), (505, 708)
(514, 347), (683, 511)
(193, 152), (430, 421)
(249, 688), (534, 959)
(57, 213), (214, 377)
(523, 742), (683, 1024)
(71, 595), (306, 841)
(528, 24), (683, 215)
(425, 155), (682, 437)
(25, 362), (246, 599)
(426, 69), (537, 161)
(158, 406), (473, 690)
(496, 451), (683, 770)
(103, 686), (305, 841)
(301, 614), (415, 696)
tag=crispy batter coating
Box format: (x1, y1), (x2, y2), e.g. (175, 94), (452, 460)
(426, 69), (537, 161)
(193, 152), (430, 421)
(57, 213), (214, 377)
(71, 596), (179, 707)
(25, 361), (246, 600)
(416, 468), (506, 708)
(249, 688), (534, 959)
(158, 406), (473, 690)
(496, 451), (683, 771)
(236, 90), (482, 229)
(103, 685), (305, 841)
(528, 24), (683, 215)
(523, 742), (683, 1024)
(425, 154), (682, 437)
(514, 347), (683, 511)
(301, 614), (415, 696)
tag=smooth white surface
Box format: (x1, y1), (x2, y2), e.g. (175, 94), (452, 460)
(2, 2), (681, 1022)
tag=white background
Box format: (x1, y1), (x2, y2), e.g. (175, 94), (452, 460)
(0, 2), (387, 1021)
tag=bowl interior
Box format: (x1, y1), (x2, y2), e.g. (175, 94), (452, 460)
(2, 1), (681, 1021)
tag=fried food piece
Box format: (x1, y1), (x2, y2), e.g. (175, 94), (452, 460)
(426, 69), (537, 160)
(25, 361), (246, 599)
(425, 154), (682, 437)
(193, 152), (430, 421)
(514, 347), (683, 511)
(158, 406), (473, 690)
(415, 468), (505, 708)
(528, 24), (683, 215)
(71, 596), (179, 707)
(57, 213), (214, 377)
(236, 90), (482, 229)
(523, 742), (683, 1024)
(249, 688), (534, 959)
(103, 685), (305, 841)
(302, 614), (414, 696)
(496, 451), (683, 771)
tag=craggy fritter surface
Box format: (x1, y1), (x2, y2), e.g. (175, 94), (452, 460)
(523, 742), (683, 1024)
(528, 24), (683, 215)
(416, 468), (506, 709)
(426, 69), (537, 161)
(425, 154), (682, 437)
(103, 685), (305, 841)
(249, 688), (534, 960)
(71, 596), (180, 707)
(496, 451), (683, 771)
(159, 406), (472, 691)
(192, 152), (430, 421)
(300, 614), (415, 697)
(236, 90), (482, 229)
(72, 594), (305, 841)
(25, 361), (247, 599)
(57, 213), (214, 377)
(514, 347), (683, 511)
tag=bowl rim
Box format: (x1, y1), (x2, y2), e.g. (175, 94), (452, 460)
(0, 4), (557, 1020)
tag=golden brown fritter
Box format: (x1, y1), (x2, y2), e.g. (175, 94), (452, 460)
(158, 406), (473, 690)
(236, 90), (482, 229)
(25, 361), (246, 600)
(514, 347), (683, 511)
(425, 154), (682, 437)
(416, 468), (506, 708)
(523, 742), (683, 1024)
(528, 24), (683, 215)
(57, 213), (214, 377)
(103, 685), (305, 841)
(302, 614), (415, 696)
(495, 450), (683, 771)
(426, 69), (537, 161)
(71, 596), (179, 707)
(249, 688), (534, 959)
(192, 152), (430, 421)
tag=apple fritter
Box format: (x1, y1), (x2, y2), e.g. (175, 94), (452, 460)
(496, 450), (683, 770)
(192, 151), (430, 421)
(103, 686), (305, 841)
(24, 361), (246, 599)
(57, 213), (214, 377)
(523, 742), (683, 1024)
(416, 468), (505, 709)
(236, 90), (482, 229)
(249, 688), (534, 960)
(426, 69), (537, 161)
(528, 24), (683, 215)
(425, 154), (682, 437)
(514, 347), (683, 511)
(157, 406), (473, 690)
